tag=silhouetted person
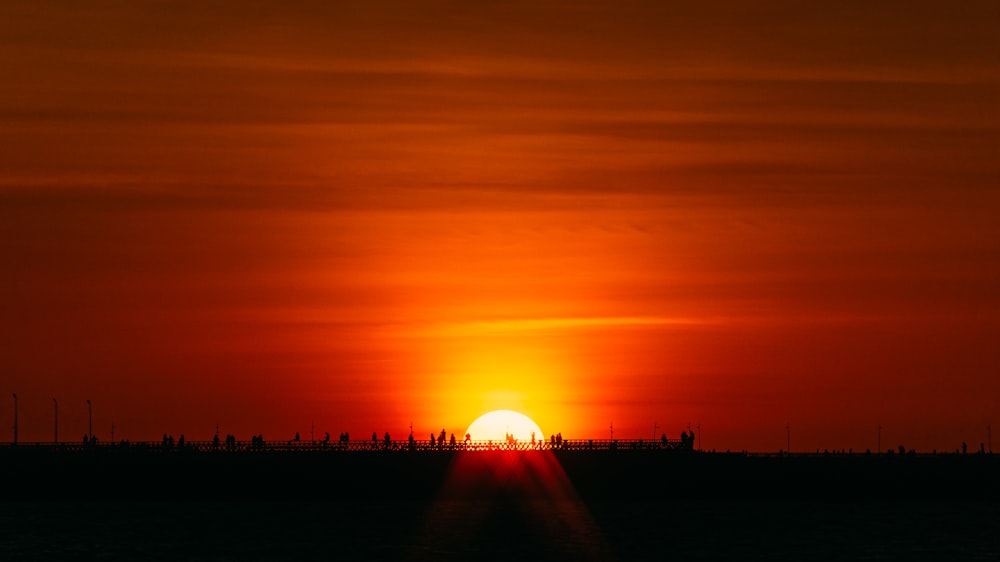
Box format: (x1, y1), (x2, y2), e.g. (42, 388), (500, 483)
(465, 433), (471, 443)
(449, 433), (456, 447)
(384, 432), (391, 448)
(295, 432), (300, 442)
(963, 441), (968, 454)
(531, 432), (536, 445)
(408, 433), (415, 449)
(556, 433), (562, 447)
(661, 433), (667, 446)
(439, 428), (447, 447)
(430, 434), (436, 447)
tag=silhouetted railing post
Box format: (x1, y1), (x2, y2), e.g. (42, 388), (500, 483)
(12, 393), (17, 445)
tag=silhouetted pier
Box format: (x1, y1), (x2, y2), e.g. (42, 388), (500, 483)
(2, 438), (997, 503)
(0, 437), (688, 453)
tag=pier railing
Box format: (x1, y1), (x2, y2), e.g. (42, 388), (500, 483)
(0, 438), (689, 453)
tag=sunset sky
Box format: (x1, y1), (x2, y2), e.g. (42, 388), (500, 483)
(2, 1), (998, 451)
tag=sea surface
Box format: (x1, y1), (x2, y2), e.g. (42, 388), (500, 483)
(1, 499), (997, 561)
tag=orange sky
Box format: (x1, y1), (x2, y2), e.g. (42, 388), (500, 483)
(2, 1), (998, 451)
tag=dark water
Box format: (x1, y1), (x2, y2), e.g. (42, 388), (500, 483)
(2, 452), (998, 559)
(1, 500), (997, 561)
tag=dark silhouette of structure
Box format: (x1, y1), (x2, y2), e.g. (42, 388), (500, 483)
(12, 393), (17, 445)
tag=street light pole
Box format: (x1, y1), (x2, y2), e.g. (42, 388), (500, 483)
(53, 398), (58, 443)
(12, 393), (17, 445)
(87, 399), (92, 442)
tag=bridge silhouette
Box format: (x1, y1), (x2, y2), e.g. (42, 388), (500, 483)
(2, 436), (998, 504)
(1, 437), (690, 453)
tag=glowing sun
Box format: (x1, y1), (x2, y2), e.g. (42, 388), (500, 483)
(465, 409), (545, 443)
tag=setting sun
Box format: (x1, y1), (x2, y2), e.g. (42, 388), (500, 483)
(465, 410), (545, 444)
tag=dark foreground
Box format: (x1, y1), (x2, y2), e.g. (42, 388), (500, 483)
(1, 450), (997, 560)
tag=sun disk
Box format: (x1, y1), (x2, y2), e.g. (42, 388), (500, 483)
(465, 409), (545, 444)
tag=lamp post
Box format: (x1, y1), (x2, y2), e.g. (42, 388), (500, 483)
(86, 399), (92, 442)
(12, 393), (17, 445)
(53, 398), (58, 443)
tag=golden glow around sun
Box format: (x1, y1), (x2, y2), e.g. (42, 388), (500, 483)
(465, 409), (545, 443)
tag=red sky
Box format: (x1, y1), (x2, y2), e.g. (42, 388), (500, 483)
(2, 1), (998, 452)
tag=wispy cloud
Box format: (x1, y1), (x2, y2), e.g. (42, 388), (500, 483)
(395, 316), (716, 339)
